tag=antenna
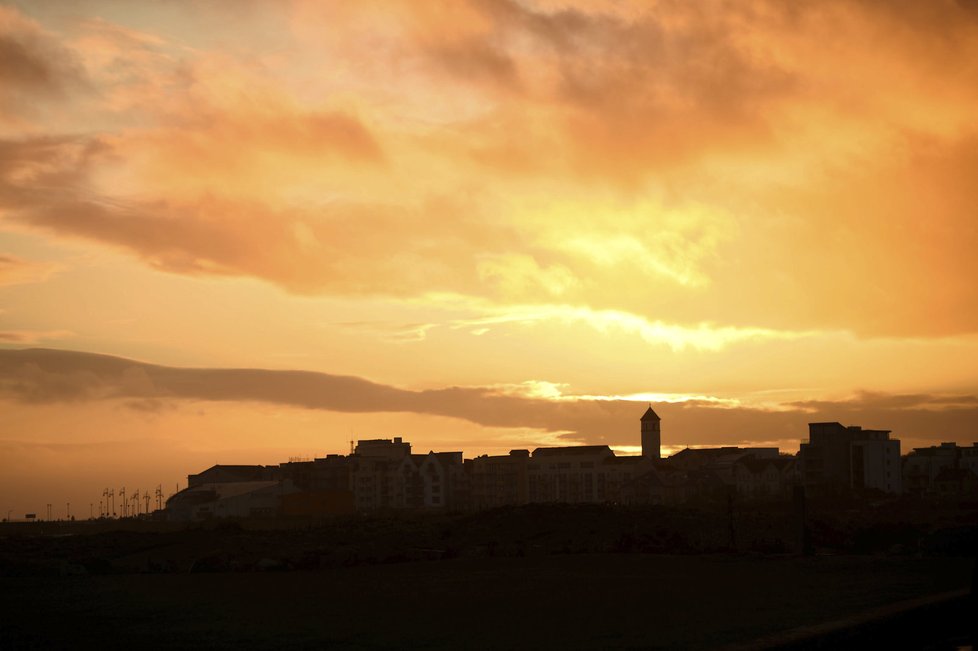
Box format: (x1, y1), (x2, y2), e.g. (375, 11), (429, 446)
(155, 485), (163, 511)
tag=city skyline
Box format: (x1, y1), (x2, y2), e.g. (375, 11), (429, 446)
(3, 1), (978, 516)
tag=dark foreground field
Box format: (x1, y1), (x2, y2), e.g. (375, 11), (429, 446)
(2, 502), (976, 649)
(1, 553), (974, 650)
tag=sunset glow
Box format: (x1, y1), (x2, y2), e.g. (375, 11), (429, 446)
(2, 0), (978, 516)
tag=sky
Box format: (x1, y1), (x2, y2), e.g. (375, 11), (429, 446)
(2, 0), (978, 518)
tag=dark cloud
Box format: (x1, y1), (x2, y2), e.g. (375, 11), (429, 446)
(0, 135), (517, 295)
(789, 391), (978, 411)
(1, 348), (974, 449)
(0, 9), (87, 119)
(417, 0), (798, 180)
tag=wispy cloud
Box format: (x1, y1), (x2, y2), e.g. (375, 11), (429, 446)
(0, 329), (73, 344)
(2, 348), (975, 448)
(0, 253), (60, 286)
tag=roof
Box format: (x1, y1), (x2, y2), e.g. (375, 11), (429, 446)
(935, 467), (977, 482)
(533, 445), (613, 457)
(192, 481), (281, 500)
(209, 464), (267, 472)
(737, 457), (794, 473)
(671, 447), (743, 460)
(190, 465), (271, 482)
(641, 405), (660, 421)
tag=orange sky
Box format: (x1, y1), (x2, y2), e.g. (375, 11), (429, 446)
(2, 0), (978, 518)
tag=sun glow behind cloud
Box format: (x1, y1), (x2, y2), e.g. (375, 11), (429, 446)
(2, 0), (978, 513)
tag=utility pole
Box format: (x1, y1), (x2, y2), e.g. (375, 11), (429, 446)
(155, 485), (163, 511)
(119, 487), (126, 518)
(89, 503), (93, 520)
(66, 502), (70, 520)
(104, 488), (115, 518)
(144, 493), (150, 514)
(46, 504), (52, 521)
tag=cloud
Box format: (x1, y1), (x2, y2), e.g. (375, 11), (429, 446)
(0, 330), (73, 344)
(1, 348), (974, 448)
(2, 1), (978, 340)
(0, 254), (59, 286)
(0, 6), (87, 124)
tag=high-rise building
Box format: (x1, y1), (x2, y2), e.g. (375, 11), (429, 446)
(799, 422), (901, 494)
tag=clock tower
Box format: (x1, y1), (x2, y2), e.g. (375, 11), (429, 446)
(641, 405), (661, 459)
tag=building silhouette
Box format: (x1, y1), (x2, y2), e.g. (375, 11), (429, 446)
(167, 406), (803, 520)
(799, 422), (901, 495)
(904, 442), (978, 496)
(166, 408), (933, 520)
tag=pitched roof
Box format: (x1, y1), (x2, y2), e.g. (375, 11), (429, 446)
(533, 445), (613, 457)
(641, 405), (660, 421)
(737, 457), (793, 474)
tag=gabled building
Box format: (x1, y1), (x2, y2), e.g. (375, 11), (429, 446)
(393, 454), (427, 509)
(730, 457), (797, 499)
(419, 451), (468, 509)
(669, 447), (779, 473)
(618, 462), (690, 506)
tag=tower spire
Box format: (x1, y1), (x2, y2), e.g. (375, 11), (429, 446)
(641, 404), (661, 459)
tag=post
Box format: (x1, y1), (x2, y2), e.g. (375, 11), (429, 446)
(793, 485), (812, 555)
(726, 487), (736, 551)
